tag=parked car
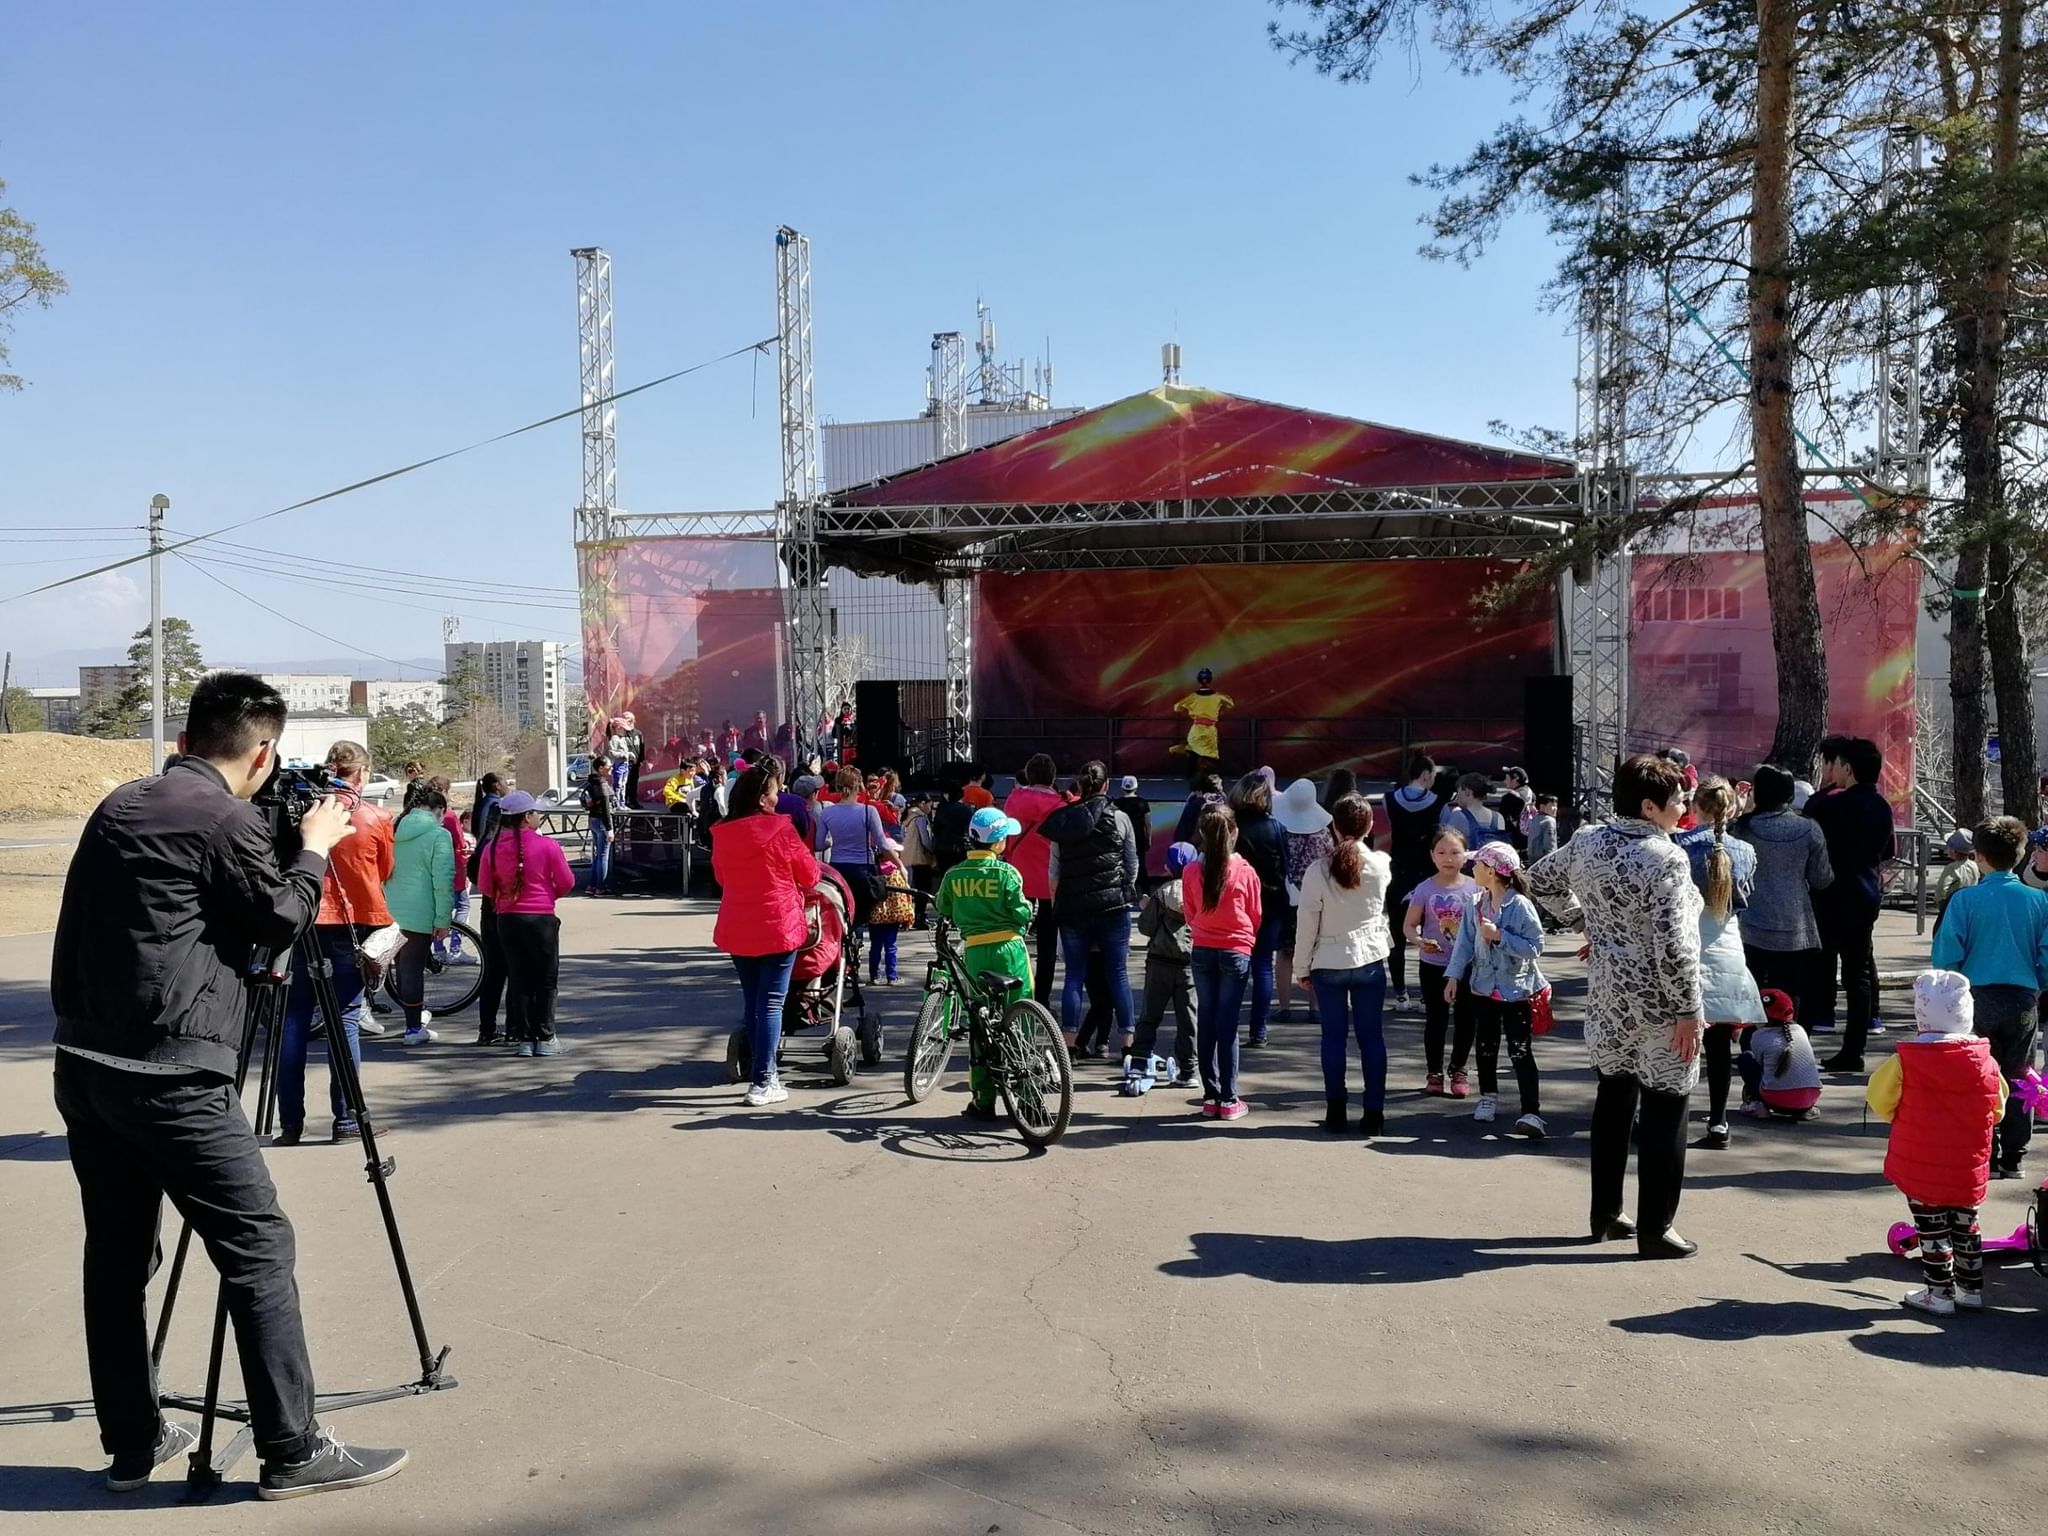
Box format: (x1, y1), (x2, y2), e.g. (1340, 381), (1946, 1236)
(357, 772), (406, 806)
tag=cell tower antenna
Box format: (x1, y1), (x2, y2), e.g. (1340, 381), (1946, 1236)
(776, 226), (829, 745)
(571, 248), (616, 542)
(929, 332), (966, 457)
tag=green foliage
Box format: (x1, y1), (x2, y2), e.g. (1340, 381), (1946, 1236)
(368, 704), (454, 775)
(2, 685), (42, 732)
(0, 176), (67, 392)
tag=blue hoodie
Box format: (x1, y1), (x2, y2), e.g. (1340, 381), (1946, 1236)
(1930, 870), (2048, 992)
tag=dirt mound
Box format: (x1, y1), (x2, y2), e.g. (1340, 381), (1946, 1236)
(0, 733), (151, 820)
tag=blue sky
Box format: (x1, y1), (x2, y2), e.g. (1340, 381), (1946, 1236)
(0, 2), (1578, 686)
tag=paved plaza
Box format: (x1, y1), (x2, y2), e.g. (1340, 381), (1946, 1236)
(2, 900), (2043, 1534)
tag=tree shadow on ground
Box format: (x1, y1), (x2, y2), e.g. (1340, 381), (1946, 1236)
(1158, 1230), (1628, 1285)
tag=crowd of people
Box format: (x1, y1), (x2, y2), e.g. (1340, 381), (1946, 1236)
(696, 733), (2039, 1288)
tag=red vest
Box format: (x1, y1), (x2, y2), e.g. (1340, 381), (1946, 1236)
(1885, 1038), (2003, 1208)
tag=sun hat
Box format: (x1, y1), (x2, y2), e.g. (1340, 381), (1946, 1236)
(1166, 841), (1198, 876)
(968, 807), (1023, 845)
(1119, 774), (1139, 796)
(1273, 778), (1334, 835)
(498, 790), (538, 817)
(1469, 842), (1523, 880)
(1912, 969), (1974, 1039)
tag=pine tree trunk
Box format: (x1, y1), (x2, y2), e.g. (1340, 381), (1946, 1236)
(1751, 0), (1827, 774)
(1949, 544), (1989, 826)
(1978, 0), (2031, 818)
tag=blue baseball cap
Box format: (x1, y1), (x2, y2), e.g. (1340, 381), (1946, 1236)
(969, 806), (1023, 845)
(1166, 841), (1197, 875)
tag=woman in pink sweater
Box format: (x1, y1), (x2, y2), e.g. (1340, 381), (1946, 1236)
(1182, 802), (1262, 1120)
(478, 791), (576, 1056)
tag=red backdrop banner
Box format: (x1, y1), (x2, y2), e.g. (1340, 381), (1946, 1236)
(973, 561), (1555, 781)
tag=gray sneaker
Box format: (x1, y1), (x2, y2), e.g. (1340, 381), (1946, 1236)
(534, 1037), (561, 1057)
(257, 1426), (408, 1501)
(107, 1419), (197, 1491)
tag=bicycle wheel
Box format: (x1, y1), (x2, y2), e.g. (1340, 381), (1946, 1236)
(903, 988), (957, 1103)
(995, 998), (1072, 1147)
(384, 920), (484, 1016)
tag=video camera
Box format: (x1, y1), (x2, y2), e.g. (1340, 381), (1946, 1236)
(251, 759), (354, 862)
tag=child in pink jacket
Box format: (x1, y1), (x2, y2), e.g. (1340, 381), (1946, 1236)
(479, 792), (576, 1055)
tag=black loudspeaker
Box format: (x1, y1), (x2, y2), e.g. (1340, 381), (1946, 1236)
(1523, 676), (1574, 801)
(854, 681), (904, 769)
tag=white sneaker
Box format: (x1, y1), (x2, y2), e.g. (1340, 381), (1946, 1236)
(743, 1080), (789, 1107)
(1955, 1290), (1985, 1312)
(1902, 1287), (1956, 1317)
(449, 951), (478, 966)
(402, 1026), (439, 1045)
(356, 1018), (387, 1037)
(1472, 1094), (1497, 1124)
(1513, 1112), (1548, 1139)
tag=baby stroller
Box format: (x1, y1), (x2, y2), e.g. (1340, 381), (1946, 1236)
(725, 864), (881, 1087)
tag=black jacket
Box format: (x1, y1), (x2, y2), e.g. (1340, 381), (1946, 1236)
(51, 757), (328, 1079)
(583, 769), (615, 830)
(1804, 782), (1896, 910)
(1042, 795), (1138, 918)
(1234, 807), (1287, 894)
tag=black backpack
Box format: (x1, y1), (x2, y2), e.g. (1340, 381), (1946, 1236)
(930, 799), (973, 864)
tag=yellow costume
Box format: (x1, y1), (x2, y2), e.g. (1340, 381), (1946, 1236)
(1173, 690), (1234, 761)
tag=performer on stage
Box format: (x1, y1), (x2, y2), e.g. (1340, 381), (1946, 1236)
(1171, 668), (1234, 783)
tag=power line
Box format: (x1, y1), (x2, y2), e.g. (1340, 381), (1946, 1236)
(169, 552), (441, 677)
(2, 335), (778, 609)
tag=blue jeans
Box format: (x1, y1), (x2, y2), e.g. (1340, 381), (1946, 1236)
(1059, 908), (1133, 1041)
(1192, 946), (1252, 1103)
(1312, 962), (1388, 1110)
(1246, 898), (1285, 1038)
(278, 924), (367, 1135)
(589, 818), (612, 890)
(732, 950), (798, 1090)
(438, 889), (471, 956)
(868, 924), (899, 982)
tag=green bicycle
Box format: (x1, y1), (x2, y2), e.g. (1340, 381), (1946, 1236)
(903, 919), (1074, 1147)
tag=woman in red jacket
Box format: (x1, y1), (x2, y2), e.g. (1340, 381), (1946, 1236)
(713, 762), (822, 1106)
(1003, 753), (1066, 1006)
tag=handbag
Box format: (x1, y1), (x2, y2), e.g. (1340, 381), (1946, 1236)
(1530, 984), (1556, 1036)
(358, 922), (404, 982)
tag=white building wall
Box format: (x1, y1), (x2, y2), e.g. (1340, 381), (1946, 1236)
(364, 679), (445, 716)
(260, 673), (353, 715)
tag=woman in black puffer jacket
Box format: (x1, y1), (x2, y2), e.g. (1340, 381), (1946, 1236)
(1229, 773), (1288, 1047)
(1041, 760), (1141, 1052)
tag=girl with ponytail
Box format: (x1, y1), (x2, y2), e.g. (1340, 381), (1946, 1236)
(1181, 802), (1261, 1121)
(1675, 774), (1765, 1148)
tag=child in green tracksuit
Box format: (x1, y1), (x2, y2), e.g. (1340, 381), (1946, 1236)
(934, 806), (1035, 1118)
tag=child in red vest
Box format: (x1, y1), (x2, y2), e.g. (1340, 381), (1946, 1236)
(1866, 970), (2009, 1316)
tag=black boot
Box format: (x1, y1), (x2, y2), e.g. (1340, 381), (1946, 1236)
(1356, 1107), (1385, 1138)
(1589, 1072), (1639, 1240)
(1322, 1096), (1348, 1133)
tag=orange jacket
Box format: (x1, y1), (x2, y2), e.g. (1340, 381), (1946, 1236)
(319, 799), (394, 927)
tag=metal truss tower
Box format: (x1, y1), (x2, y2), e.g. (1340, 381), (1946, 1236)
(1566, 219), (1635, 813)
(777, 226), (831, 747)
(572, 248), (617, 542)
(572, 247), (619, 736)
(1874, 130), (1930, 492)
(929, 332), (966, 457)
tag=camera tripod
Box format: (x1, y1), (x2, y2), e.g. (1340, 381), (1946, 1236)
(149, 930), (458, 1498)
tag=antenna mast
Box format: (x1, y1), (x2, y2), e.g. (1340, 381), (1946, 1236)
(777, 226), (830, 747)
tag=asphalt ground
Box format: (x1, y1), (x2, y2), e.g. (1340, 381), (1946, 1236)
(1, 900), (2042, 1535)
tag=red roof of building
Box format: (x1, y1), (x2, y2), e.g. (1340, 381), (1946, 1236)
(834, 384), (1570, 507)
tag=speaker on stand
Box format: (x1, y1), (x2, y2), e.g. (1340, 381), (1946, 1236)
(854, 681), (904, 770)
(1523, 676), (1574, 808)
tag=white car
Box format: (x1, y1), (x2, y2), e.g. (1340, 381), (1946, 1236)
(358, 773), (406, 806)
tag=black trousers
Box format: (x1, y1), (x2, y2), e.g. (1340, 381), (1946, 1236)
(1132, 954), (1197, 1071)
(1973, 983), (2040, 1169)
(1073, 947), (1117, 1054)
(909, 865), (937, 927)
(53, 1052), (321, 1465)
(1420, 962), (1474, 1076)
(1472, 995), (1539, 1113)
(1743, 945), (1818, 1019)
(1809, 900), (1879, 1057)
(1031, 898), (1059, 1008)
(478, 895), (508, 1037)
(392, 930), (434, 1031)
(498, 911), (562, 1042)
(1590, 1070), (1690, 1237)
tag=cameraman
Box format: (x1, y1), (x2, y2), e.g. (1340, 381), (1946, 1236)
(50, 673), (407, 1499)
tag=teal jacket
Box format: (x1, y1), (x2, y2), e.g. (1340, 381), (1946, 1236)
(1930, 870), (2048, 992)
(384, 808), (455, 933)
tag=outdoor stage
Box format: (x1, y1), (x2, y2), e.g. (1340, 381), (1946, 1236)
(578, 386), (1918, 803)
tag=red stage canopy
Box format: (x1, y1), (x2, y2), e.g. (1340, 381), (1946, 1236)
(834, 384), (1570, 507)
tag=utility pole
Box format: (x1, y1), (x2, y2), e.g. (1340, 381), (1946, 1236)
(149, 493), (169, 770)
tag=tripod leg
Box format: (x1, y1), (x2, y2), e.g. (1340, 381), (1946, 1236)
(308, 946), (447, 1384)
(184, 1282), (232, 1495)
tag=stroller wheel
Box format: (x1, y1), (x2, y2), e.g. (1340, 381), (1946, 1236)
(828, 1026), (858, 1086)
(725, 1028), (750, 1085)
(858, 1014), (885, 1067)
